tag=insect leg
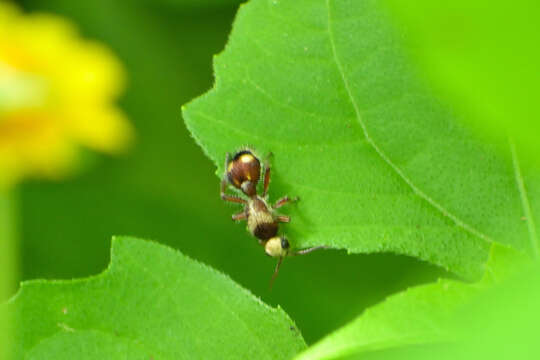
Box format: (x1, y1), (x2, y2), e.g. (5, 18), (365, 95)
(221, 179), (247, 204)
(232, 212), (247, 221)
(263, 159), (271, 197)
(274, 196), (299, 209)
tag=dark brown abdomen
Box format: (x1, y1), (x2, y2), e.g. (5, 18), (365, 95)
(253, 222), (278, 240)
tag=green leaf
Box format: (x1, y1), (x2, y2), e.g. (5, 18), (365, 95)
(293, 244), (527, 360)
(182, 0), (540, 279)
(377, 263), (540, 360)
(443, 262), (540, 360)
(320, 251), (540, 360)
(384, 0), (540, 162)
(7, 237), (306, 359)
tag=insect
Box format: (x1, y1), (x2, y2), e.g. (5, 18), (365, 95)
(221, 150), (293, 240)
(220, 149), (326, 285)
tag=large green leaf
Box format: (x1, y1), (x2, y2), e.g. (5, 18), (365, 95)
(7, 237), (306, 359)
(294, 244), (526, 360)
(182, 0), (540, 279)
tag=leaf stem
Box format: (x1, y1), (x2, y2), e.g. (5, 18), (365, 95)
(0, 188), (17, 360)
(509, 139), (539, 259)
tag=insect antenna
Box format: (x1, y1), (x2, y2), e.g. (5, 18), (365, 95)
(269, 256), (284, 289)
(292, 245), (328, 256)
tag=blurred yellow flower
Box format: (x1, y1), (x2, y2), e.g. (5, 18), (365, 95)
(0, 3), (133, 188)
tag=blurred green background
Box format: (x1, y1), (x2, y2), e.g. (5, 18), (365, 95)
(13, 0), (445, 343)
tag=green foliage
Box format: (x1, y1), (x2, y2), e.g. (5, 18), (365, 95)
(443, 262), (540, 360)
(17, 0), (446, 344)
(183, 0), (539, 279)
(294, 244), (526, 360)
(306, 254), (540, 360)
(7, 237), (306, 359)
(384, 0), (540, 160)
(296, 277), (477, 360)
(11, 0), (540, 359)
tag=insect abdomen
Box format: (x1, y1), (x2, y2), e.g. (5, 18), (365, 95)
(253, 222), (278, 240)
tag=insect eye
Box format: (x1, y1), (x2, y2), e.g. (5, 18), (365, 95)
(281, 237), (290, 249)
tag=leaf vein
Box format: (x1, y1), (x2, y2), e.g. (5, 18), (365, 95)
(193, 111), (365, 148)
(325, 0), (493, 245)
(509, 139), (538, 258)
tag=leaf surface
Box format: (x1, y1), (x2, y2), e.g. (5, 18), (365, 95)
(7, 237), (306, 359)
(384, 0), (540, 161)
(183, 0), (540, 278)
